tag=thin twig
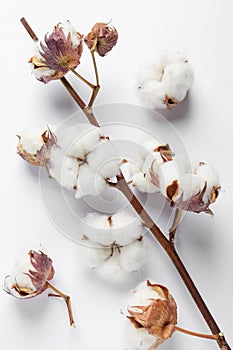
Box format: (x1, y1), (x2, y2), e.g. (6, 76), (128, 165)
(88, 51), (100, 107)
(70, 68), (95, 89)
(174, 325), (219, 340)
(169, 208), (183, 246)
(47, 281), (75, 327)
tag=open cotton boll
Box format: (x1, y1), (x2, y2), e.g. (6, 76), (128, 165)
(5, 249), (37, 297)
(56, 123), (101, 159)
(179, 173), (205, 202)
(83, 211), (144, 246)
(76, 163), (107, 198)
(110, 211), (144, 245)
(173, 154), (192, 175)
(123, 320), (157, 350)
(82, 212), (113, 245)
(155, 160), (182, 201)
(163, 62), (194, 102)
(87, 140), (120, 178)
(144, 138), (164, 153)
(84, 246), (112, 269)
(131, 172), (158, 193)
(126, 281), (177, 349)
(196, 163), (220, 203)
(139, 80), (167, 109)
(119, 240), (146, 273)
(50, 146), (79, 190)
(19, 130), (44, 155)
(158, 51), (188, 68)
(4, 247), (55, 300)
(137, 51), (193, 110)
(128, 280), (165, 308)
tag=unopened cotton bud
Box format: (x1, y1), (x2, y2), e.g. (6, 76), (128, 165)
(4, 249), (54, 299)
(137, 51), (193, 110)
(84, 22), (118, 56)
(126, 280), (177, 349)
(30, 21), (83, 83)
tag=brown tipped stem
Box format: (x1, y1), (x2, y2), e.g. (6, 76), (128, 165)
(20, 17), (38, 41)
(169, 208), (183, 246)
(46, 281), (75, 327)
(174, 325), (220, 340)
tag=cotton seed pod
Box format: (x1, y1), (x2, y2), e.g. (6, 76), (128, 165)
(137, 51), (193, 110)
(4, 249), (55, 299)
(82, 211), (147, 276)
(17, 128), (56, 166)
(84, 22), (118, 56)
(30, 21), (83, 83)
(127, 280), (177, 349)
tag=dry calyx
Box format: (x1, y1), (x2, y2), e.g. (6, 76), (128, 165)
(26, 19), (118, 84)
(4, 248), (75, 326)
(125, 280), (219, 350)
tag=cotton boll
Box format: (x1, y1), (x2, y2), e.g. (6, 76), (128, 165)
(137, 57), (164, 86)
(144, 138), (164, 153)
(179, 174), (205, 202)
(7, 250), (36, 295)
(196, 163), (220, 203)
(84, 246), (112, 269)
(76, 163), (107, 198)
(19, 130), (44, 155)
(50, 146), (79, 190)
(123, 319), (157, 350)
(87, 140), (120, 178)
(110, 211), (144, 245)
(128, 162), (143, 176)
(56, 123), (101, 159)
(82, 212), (113, 245)
(163, 62), (194, 102)
(139, 80), (167, 109)
(158, 51), (188, 68)
(156, 160), (182, 201)
(119, 240), (147, 273)
(173, 154), (192, 175)
(131, 172), (158, 193)
(128, 281), (165, 308)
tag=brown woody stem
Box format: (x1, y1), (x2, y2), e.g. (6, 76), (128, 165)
(20, 17), (38, 41)
(21, 18), (231, 350)
(169, 208), (183, 246)
(46, 281), (75, 327)
(174, 325), (219, 340)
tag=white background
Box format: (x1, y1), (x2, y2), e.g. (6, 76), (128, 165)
(1, 1), (233, 349)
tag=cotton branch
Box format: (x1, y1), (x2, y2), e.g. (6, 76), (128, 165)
(20, 18), (231, 350)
